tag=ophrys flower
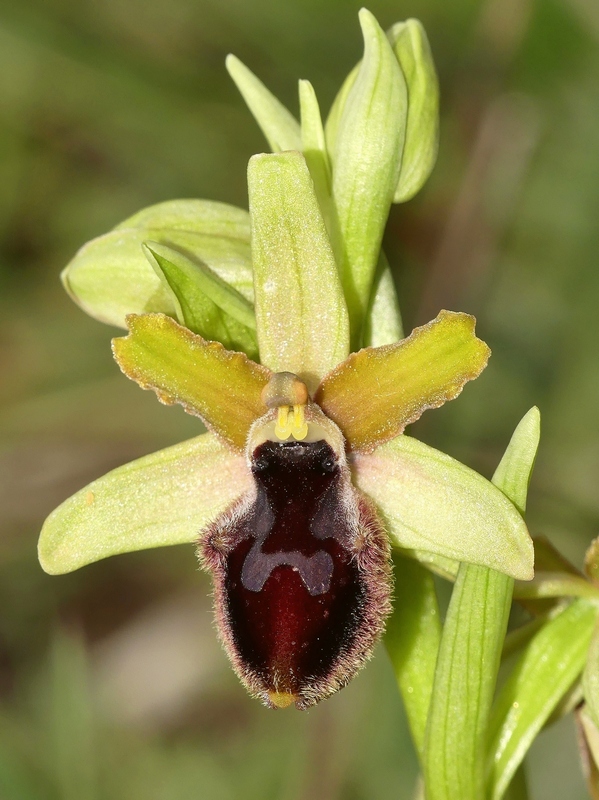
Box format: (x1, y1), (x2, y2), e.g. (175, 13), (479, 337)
(38, 11), (533, 710)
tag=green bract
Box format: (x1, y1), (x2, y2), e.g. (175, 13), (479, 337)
(331, 9), (407, 343)
(143, 242), (258, 359)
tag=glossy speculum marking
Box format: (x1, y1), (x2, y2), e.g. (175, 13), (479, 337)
(201, 434), (392, 710)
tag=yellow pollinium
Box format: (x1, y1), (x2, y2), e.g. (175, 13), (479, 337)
(262, 372), (310, 441)
(275, 404), (308, 441)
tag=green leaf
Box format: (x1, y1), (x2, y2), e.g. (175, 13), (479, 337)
(299, 79), (332, 223)
(112, 313), (272, 450)
(226, 54), (302, 152)
(353, 434), (533, 579)
(493, 407), (540, 515)
(330, 8), (408, 344)
(317, 310), (490, 452)
(362, 251), (404, 346)
(487, 599), (597, 800)
(583, 619), (599, 729)
(62, 199), (253, 328)
(143, 242), (258, 359)
(423, 408), (541, 800)
(247, 151), (350, 393)
(424, 564), (512, 800)
(39, 432), (250, 574)
(388, 19), (439, 203)
(384, 554), (441, 761)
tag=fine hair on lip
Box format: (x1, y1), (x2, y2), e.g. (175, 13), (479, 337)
(199, 428), (392, 710)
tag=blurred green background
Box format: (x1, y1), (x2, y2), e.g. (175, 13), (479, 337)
(0, 0), (598, 797)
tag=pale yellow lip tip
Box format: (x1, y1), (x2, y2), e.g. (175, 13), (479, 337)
(268, 691), (297, 709)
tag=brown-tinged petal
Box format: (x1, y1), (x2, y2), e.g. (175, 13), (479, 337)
(316, 310), (490, 452)
(39, 432), (250, 574)
(112, 313), (271, 450)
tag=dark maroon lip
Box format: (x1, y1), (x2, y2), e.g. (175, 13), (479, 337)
(201, 438), (392, 709)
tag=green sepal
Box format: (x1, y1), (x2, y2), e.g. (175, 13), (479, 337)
(226, 54), (302, 152)
(112, 313), (272, 451)
(330, 8), (408, 344)
(352, 433), (534, 580)
(388, 19), (439, 203)
(248, 151), (349, 393)
(487, 599), (597, 800)
(62, 199), (253, 328)
(143, 242), (258, 359)
(38, 432), (250, 574)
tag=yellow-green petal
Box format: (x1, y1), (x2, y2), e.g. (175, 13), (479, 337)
(352, 434), (534, 580)
(38, 432), (250, 574)
(112, 313), (271, 450)
(248, 151), (349, 394)
(317, 310), (490, 452)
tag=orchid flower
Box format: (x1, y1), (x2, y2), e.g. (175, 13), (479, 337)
(38, 10), (533, 711)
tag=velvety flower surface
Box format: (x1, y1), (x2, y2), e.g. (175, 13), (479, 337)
(38, 9), (534, 709)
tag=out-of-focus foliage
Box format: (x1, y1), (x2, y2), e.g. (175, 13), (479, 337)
(0, 0), (598, 797)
